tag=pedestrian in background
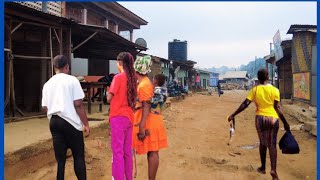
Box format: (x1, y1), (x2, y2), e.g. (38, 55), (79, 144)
(228, 69), (290, 180)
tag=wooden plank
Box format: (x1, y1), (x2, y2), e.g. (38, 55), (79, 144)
(5, 114), (47, 123)
(53, 28), (60, 43)
(12, 19), (66, 29)
(49, 27), (54, 77)
(10, 54), (25, 116)
(67, 28), (72, 63)
(72, 31), (98, 52)
(13, 54), (51, 60)
(59, 28), (63, 54)
(88, 86), (92, 114)
(40, 30), (48, 111)
(99, 85), (103, 112)
(4, 19), (12, 111)
(4, 54), (11, 109)
(11, 22), (23, 34)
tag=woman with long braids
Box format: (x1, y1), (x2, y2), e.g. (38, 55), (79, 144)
(228, 69), (290, 180)
(107, 52), (137, 180)
(132, 55), (168, 180)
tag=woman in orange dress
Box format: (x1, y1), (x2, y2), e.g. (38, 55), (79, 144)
(132, 55), (168, 180)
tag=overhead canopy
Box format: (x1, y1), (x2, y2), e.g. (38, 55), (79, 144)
(264, 53), (276, 64)
(72, 23), (147, 59)
(287, 24), (317, 34)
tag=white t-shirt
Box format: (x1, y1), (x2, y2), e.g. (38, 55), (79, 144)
(42, 73), (85, 131)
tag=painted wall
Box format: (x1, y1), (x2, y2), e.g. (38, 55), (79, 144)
(291, 32), (316, 73)
(200, 72), (210, 89)
(291, 31), (316, 102)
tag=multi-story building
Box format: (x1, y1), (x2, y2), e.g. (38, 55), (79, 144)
(4, 2), (147, 118)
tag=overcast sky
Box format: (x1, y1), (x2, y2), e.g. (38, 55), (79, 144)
(119, 2), (317, 68)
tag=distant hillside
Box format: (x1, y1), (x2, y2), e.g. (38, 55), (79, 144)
(203, 66), (239, 74)
(202, 58), (268, 78)
(239, 58), (266, 78)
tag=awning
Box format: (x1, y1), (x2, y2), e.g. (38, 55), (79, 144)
(72, 23), (147, 59)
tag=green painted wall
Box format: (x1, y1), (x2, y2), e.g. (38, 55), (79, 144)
(200, 72), (210, 89)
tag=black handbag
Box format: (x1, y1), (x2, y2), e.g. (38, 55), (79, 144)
(279, 130), (300, 154)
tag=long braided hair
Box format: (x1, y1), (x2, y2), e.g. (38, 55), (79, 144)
(117, 52), (137, 110)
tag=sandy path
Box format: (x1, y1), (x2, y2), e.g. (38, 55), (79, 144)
(14, 90), (316, 180)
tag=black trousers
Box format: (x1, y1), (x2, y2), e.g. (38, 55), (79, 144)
(50, 115), (86, 180)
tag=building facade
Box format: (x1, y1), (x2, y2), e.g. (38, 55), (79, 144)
(195, 69), (211, 89)
(209, 72), (219, 87)
(276, 40), (293, 99)
(287, 24), (317, 105)
(222, 71), (249, 87)
(4, 2), (147, 118)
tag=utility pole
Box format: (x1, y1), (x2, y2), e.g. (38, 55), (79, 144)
(254, 56), (257, 78)
(270, 43), (274, 85)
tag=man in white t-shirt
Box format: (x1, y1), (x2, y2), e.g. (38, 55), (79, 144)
(42, 55), (90, 180)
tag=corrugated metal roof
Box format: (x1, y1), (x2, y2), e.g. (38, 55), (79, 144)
(223, 71), (248, 79)
(287, 24), (317, 34)
(195, 68), (211, 74)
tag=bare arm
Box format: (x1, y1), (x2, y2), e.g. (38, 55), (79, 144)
(74, 99), (90, 136)
(274, 100), (290, 131)
(42, 106), (48, 113)
(228, 99), (251, 121)
(138, 101), (151, 141)
(107, 92), (113, 103)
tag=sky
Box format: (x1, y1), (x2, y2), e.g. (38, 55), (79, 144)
(118, 2), (317, 68)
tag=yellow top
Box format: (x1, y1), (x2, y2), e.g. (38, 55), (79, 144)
(247, 84), (280, 118)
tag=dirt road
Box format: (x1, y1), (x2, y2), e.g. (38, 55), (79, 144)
(15, 90), (316, 180)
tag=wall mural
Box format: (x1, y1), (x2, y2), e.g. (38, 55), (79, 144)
(293, 72), (310, 100)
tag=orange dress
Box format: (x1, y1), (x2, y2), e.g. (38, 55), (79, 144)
(132, 77), (168, 155)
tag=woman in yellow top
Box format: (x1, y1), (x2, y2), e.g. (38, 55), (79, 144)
(228, 69), (290, 180)
(132, 55), (168, 180)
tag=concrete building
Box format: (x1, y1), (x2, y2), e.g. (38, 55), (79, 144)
(195, 69), (211, 89)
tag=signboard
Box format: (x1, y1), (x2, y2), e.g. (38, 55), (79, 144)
(293, 72), (310, 100)
(209, 73), (219, 87)
(273, 30), (284, 61)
